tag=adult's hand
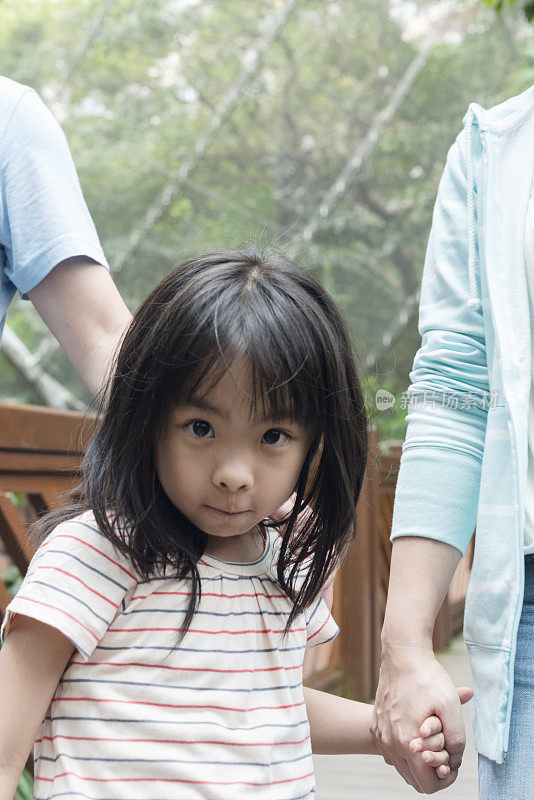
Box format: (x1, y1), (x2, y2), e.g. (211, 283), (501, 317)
(371, 642), (466, 793)
(371, 537), (467, 793)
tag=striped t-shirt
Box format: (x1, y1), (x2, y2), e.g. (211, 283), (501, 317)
(1, 511), (339, 800)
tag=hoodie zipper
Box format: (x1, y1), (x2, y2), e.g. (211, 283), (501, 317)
(479, 124), (525, 764)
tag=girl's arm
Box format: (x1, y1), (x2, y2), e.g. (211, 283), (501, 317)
(304, 686), (377, 755)
(0, 614), (75, 800)
(304, 685), (471, 775)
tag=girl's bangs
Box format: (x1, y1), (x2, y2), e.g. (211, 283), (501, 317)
(167, 319), (321, 428)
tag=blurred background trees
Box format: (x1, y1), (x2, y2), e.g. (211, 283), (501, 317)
(1, 0), (533, 444)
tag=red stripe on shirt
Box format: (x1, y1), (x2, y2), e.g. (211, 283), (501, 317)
(36, 733), (310, 748)
(25, 565), (118, 608)
(69, 659), (301, 673)
(12, 596), (98, 641)
(36, 769), (315, 787)
(106, 625), (306, 635)
(51, 697), (307, 713)
(37, 533), (136, 580)
(132, 590), (287, 601)
(307, 612), (331, 642)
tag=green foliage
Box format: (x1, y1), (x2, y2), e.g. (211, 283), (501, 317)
(0, 0), (533, 443)
(363, 374), (409, 445)
(484, 0), (534, 21)
(15, 768), (33, 800)
(1, 563), (23, 596)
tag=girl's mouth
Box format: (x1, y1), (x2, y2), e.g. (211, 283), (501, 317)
(206, 505), (250, 518)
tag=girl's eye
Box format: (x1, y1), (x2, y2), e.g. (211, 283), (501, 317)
(262, 428), (289, 446)
(187, 420), (214, 439)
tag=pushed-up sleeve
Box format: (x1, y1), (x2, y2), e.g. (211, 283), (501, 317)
(390, 122), (489, 557)
(305, 596), (339, 649)
(0, 517), (137, 661)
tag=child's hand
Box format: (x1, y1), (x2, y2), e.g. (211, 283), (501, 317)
(408, 686), (474, 779)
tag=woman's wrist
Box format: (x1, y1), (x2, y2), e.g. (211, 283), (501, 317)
(381, 630), (434, 652)
(381, 616), (435, 653)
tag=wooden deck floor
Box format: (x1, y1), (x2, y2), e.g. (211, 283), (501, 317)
(313, 635), (478, 799)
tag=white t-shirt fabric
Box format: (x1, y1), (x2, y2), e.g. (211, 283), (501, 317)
(524, 181), (534, 553)
(0, 511), (338, 800)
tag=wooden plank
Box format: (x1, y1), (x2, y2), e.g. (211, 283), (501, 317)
(0, 451), (81, 474)
(0, 403), (95, 453)
(0, 475), (80, 495)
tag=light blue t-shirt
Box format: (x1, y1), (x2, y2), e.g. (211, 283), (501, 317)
(0, 76), (108, 339)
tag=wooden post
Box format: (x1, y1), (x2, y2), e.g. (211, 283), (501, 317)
(337, 428), (381, 701)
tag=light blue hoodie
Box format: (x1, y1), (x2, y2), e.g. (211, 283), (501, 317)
(390, 84), (534, 763)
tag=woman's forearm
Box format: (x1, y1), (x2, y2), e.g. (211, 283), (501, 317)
(303, 686), (378, 754)
(382, 536), (462, 648)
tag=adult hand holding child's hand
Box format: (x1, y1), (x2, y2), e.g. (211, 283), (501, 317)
(371, 644), (472, 793)
(410, 685), (474, 779)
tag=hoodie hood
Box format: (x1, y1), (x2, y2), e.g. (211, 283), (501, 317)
(462, 84), (534, 314)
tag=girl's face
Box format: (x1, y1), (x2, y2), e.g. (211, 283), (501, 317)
(155, 362), (314, 559)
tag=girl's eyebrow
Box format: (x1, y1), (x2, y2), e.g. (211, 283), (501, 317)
(180, 395), (297, 426)
(180, 396), (230, 422)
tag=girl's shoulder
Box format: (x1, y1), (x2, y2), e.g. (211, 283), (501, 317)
(3, 511), (139, 661)
(37, 510), (136, 575)
(39, 509), (106, 546)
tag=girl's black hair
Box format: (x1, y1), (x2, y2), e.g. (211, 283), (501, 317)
(30, 249), (368, 643)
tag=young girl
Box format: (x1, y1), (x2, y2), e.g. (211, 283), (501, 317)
(0, 250), (463, 799)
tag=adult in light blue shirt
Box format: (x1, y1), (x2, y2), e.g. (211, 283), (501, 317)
(0, 76), (131, 396)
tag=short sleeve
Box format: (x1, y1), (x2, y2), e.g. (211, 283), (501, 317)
(305, 596), (339, 649)
(0, 516), (137, 661)
(267, 528), (339, 647)
(0, 88), (108, 298)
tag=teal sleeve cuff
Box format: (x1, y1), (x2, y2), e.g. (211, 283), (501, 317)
(390, 444), (481, 556)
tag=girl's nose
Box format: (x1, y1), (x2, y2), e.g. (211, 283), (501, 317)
(212, 459), (253, 492)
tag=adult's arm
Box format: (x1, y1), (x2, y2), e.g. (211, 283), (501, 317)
(1, 84), (131, 395)
(27, 258), (132, 397)
(371, 115), (488, 793)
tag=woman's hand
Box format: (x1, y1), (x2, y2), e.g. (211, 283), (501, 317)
(371, 644), (469, 793)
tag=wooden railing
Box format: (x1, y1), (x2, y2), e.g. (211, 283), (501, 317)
(0, 404), (94, 611)
(0, 404), (474, 706)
